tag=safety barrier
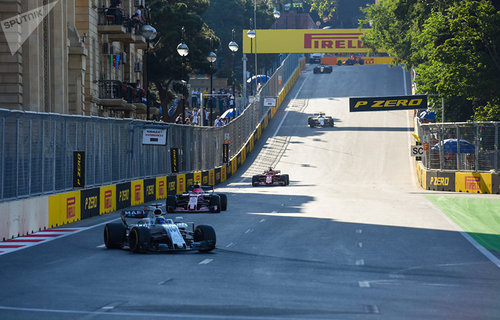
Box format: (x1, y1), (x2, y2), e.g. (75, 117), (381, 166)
(414, 119), (499, 194)
(1, 56), (306, 240)
(416, 159), (500, 194)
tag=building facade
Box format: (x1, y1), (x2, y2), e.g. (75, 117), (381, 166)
(0, 0), (149, 118)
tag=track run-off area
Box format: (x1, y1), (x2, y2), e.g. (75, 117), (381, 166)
(1, 64), (499, 320)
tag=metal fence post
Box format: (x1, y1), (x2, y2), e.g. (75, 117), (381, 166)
(495, 123), (499, 171)
(475, 124), (479, 172)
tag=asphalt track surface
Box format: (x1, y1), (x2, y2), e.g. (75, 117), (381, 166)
(1, 64), (500, 320)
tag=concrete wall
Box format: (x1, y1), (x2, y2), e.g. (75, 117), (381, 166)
(0, 196), (49, 241)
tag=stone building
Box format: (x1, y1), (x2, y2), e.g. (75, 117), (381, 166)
(0, 0), (150, 118)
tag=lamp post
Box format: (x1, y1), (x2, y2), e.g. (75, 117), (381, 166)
(207, 43), (217, 126)
(273, 8), (280, 29)
(176, 26), (189, 123)
(141, 24), (157, 120)
(228, 29), (239, 121)
(207, 53), (216, 125)
(247, 23), (255, 96)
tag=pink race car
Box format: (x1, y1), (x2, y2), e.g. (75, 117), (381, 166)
(166, 184), (227, 213)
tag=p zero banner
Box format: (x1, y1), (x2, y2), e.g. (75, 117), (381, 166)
(223, 143), (229, 164)
(242, 29), (376, 54)
(81, 187), (100, 219)
(116, 182), (131, 210)
(349, 95), (427, 112)
(144, 178), (156, 203)
(73, 151), (85, 188)
(426, 171), (455, 192)
(167, 176), (177, 195)
(170, 148), (179, 173)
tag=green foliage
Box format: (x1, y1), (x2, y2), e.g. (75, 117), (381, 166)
(473, 100), (500, 121)
(363, 0), (500, 121)
(303, 0), (373, 28)
(147, 0), (219, 114)
(202, 0), (276, 83)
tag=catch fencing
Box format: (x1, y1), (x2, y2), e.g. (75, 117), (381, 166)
(0, 54), (302, 202)
(417, 122), (499, 171)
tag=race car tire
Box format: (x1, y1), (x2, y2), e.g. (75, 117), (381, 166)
(209, 195), (221, 213)
(313, 69), (318, 74)
(252, 175), (260, 187)
(279, 174), (290, 186)
(104, 222), (126, 249)
(337, 60), (342, 66)
(219, 193), (228, 211)
(129, 227), (151, 253)
(359, 59), (364, 65)
(194, 225), (216, 252)
(166, 195), (177, 213)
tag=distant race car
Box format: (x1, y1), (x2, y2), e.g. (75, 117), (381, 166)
(166, 184), (227, 213)
(337, 56), (364, 66)
(104, 206), (216, 253)
(308, 112), (334, 128)
(308, 53), (322, 64)
(313, 64), (333, 74)
(252, 168), (289, 186)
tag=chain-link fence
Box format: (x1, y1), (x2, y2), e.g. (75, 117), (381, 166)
(0, 54), (302, 202)
(417, 122), (499, 171)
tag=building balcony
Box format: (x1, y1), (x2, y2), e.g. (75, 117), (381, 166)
(97, 8), (146, 45)
(98, 80), (146, 111)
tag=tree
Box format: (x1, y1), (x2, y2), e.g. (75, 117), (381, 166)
(202, 0), (276, 85)
(362, 0), (500, 121)
(147, 0), (219, 120)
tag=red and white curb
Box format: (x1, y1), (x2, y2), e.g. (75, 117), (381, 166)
(0, 228), (86, 256)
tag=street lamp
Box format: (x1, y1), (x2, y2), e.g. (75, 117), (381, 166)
(247, 21), (256, 96)
(176, 26), (189, 123)
(207, 50), (216, 126)
(228, 29), (239, 121)
(273, 8), (280, 29)
(141, 24), (157, 120)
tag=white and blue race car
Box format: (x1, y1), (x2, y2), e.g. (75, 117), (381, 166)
(308, 112), (334, 128)
(104, 205), (216, 253)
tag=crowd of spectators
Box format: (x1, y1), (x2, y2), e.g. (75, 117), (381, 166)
(106, 0), (148, 34)
(157, 87), (241, 126)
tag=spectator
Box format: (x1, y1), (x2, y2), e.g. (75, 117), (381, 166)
(132, 5), (146, 34)
(175, 115), (182, 124)
(108, 0), (124, 24)
(214, 116), (223, 127)
(192, 108), (199, 125)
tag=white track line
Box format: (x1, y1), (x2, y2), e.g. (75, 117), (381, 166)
(199, 259), (213, 265)
(237, 73), (310, 184)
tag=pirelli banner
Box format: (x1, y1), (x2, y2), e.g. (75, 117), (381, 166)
(350, 95), (427, 112)
(242, 29), (377, 54)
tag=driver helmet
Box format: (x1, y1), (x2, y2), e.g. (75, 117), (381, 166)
(155, 215), (166, 224)
(193, 181), (202, 192)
